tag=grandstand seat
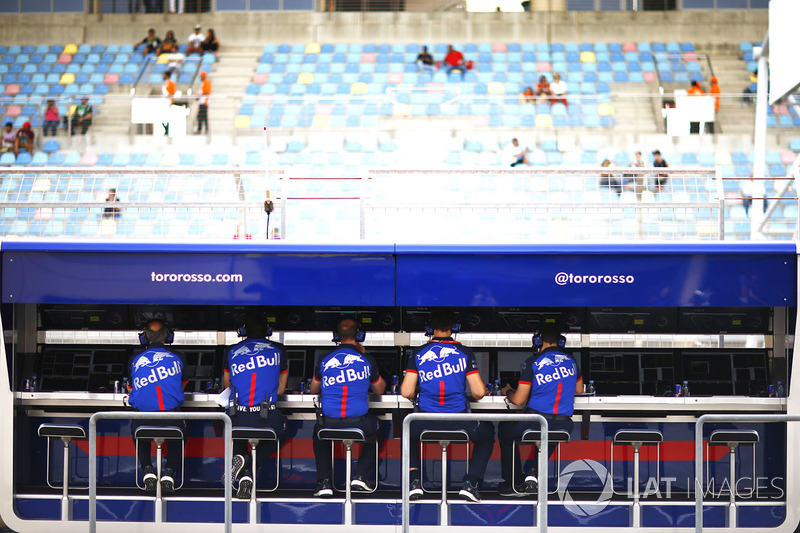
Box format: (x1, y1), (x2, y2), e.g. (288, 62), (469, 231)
(42, 140), (59, 154)
(0, 152), (14, 166)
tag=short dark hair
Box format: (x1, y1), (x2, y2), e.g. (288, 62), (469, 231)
(244, 309), (270, 338)
(429, 308), (455, 332)
(336, 318), (359, 342)
(4, 122), (11, 128)
(144, 319), (169, 344)
(537, 324), (563, 345)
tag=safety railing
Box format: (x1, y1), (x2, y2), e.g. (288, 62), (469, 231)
(694, 413), (797, 533)
(88, 410), (233, 533)
(401, 412), (549, 533)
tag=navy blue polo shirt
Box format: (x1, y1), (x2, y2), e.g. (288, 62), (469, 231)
(314, 344), (380, 418)
(519, 346), (581, 416)
(224, 338), (287, 406)
(128, 343), (186, 412)
(407, 337), (479, 413)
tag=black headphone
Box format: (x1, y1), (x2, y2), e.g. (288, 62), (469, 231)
(532, 332), (567, 349)
(425, 322), (461, 337)
(138, 319), (174, 347)
(332, 323), (366, 344)
(238, 324), (274, 338)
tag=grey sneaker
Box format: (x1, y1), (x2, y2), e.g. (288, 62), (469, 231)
(459, 480), (481, 503)
(236, 475), (253, 500)
(498, 482), (527, 497)
(221, 454), (246, 486)
(160, 468), (176, 494)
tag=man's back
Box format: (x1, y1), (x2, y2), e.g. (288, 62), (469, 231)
(129, 344), (185, 412)
(408, 339), (478, 413)
(521, 347), (580, 416)
(317, 345), (379, 418)
(225, 338), (286, 405)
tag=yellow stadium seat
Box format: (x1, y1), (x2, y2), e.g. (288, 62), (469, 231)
(68, 105), (77, 115)
(59, 73), (75, 85)
(350, 82), (367, 95)
(161, 153), (180, 166)
(393, 103), (410, 116)
(312, 115), (329, 128)
(305, 43), (321, 54)
(488, 82), (505, 94)
(535, 114), (553, 128)
(234, 115), (251, 128)
(580, 51), (596, 63)
(714, 150), (732, 165)
(156, 54), (170, 64)
(598, 103), (615, 116)
(63, 43), (78, 55)
(298, 72), (314, 85)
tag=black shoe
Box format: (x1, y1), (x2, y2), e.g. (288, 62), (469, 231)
(498, 482), (527, 497)
(142, 465), (157, 492)
(524, 474), (538, 494)
(409, 478), (423, 501)
(459, 480), (481, 503)
(351, 475), (370, 492)
(314, 479), (333, 498)
(160, 468), (176, 494)
(236, 475), (253, 500)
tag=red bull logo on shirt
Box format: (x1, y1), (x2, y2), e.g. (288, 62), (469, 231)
(133, 359), (182, 389)
(418, 346), (459, 364)
(323, 353), (364, 371)
(322, 353), (369, 386)
(418, 356), (467, 383)
(133, 351), (170, 372)
(229, 354), (279, 377)
(231, 342), (274, 359)
(535, 363), (576, 386)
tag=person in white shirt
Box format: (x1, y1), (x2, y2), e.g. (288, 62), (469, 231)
(550, 73), (568, 107)
(741, 174), (766, 215)
(187, 24), (203, 56)
(504, 138), (528, 167)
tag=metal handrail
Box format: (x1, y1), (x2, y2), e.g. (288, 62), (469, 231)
(401, 411), (548, 533)
(88, 411), (233, 533)
(694, 413), (798, 533)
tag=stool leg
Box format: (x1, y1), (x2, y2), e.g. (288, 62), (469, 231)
(155, 440), (163, 523)
(344, 443), (353, 526)
(728, 445), (737, 527)
(440, 444), (448, 527)
(61, 439), (70, 521)
(250, 440), (258, 525)
(632, 445), (641, 528)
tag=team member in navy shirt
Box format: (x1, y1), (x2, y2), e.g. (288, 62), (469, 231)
(310, 318), (386, 497)
(400, 309), (494, 503)
(498, 325), (583, 496)
(223, 309), (288, 500)
(128, 319), (187, 493)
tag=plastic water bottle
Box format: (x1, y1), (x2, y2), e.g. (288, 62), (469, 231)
(777, 381), (786, 398)
(494, 379), (501, 396)
(585, 380), (596, 395)
(299, 381), (305, 396)
(30, 375), (38, 392)
(682, 381), (690, 398)
(23, 379), (30, 392)
(213, 378), (221, 392)
(392, 375), (398, 394)
(122, 377), (129, 393)
(486, 382), (493, 395)
(769, 385), (775, 397)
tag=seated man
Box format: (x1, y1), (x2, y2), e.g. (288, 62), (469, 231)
(186, 24), (204, 56)
(505, 138), (528, 167)
(550, 73), (567, 107)
(416, 45), (435, 74)
(401, 309), (494, 503)
(70, 98), (93, 135)
(1, 122), (16, 154)
(223, 309), (288, 500)
(443, 45), (466, 78)
(15, 122), (34, 155)
(310, 318), (386, 497)
(498, 325), (582, 495)
(137, 28), (161, 56)
(128, 319), (187, 493)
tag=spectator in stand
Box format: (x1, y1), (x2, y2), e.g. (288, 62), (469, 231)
(70, 98), (93, 135)
(535, 75), (552, 101)
(15, 122), (34, 156)
(201, 29), (219, 54)
(137, 29), (161, 56)
(103, 188), (121, 220)
(519, 86), (535, 104)
(162, 72), (177, 104)
(599, 159), (621, 195)
(505, 138), (529, 167)
(688, 80), (705, 96)
(186, 24), (204, 56)
(43, 100), (60, 137)
(741, 174), (767, 215)
(652, 150), (669, 192)
(626, 150), (646, 198)
(709, 76), (721, 112)
(158, 30), (178, 56)
(742, 71), (757, 104)
(1, 123), (16, 154)
(196, 71), (211, 134)
(444, 44), (466, 79)
(415, 45), (435, 74)
(550, 73), (567, 107)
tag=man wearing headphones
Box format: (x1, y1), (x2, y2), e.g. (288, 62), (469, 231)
(310, 318), (386, 497)
(128, 319), (187, 493)
(498, 324), (583, 496)
(400, 308), (494, 503)
(222, 308), (288, 500)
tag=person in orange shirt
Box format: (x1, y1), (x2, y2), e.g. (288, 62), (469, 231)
(162, 72), (177, 104)
(709, 76), (721, 112)
(196, 71), (211, 134)
(687, 80), (705, 96)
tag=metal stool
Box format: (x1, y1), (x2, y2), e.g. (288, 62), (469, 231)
(419, 430), (470, 526)
(512, 429), (571, 495)
(318, 428), (372, 526)
(232, 427), (280, 525)
(707, 429), (759, 527)
(611, 430), (663, 527)
(133, 425), (185, 523)
(38, 424), (87, 521)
